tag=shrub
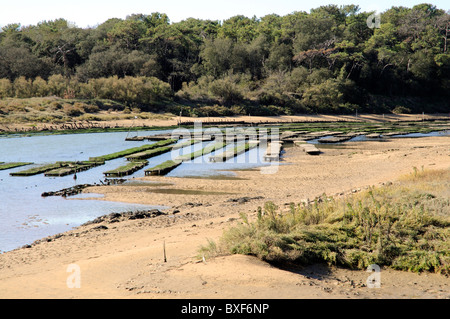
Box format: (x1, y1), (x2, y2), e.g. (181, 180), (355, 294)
(49, 101), (63, 110)
(73, 102), (99, 113)
(209, 74), (245, 105)
(194, 105), (235, 117)
(0, 79), (13, 98)
(63, 103), (84, 117)
(14, 76), (33, 98)
(392, 106), (412, 114)
(47, 74), (67, 97)
(32, 77), (50, 97)
(201, 169), (450, 274)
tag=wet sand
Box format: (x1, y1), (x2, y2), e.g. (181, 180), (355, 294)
(0, 135), (449, 299)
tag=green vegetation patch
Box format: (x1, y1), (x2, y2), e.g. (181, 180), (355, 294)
(210, 142), (259, 162)
(90, 139), (176, 162)
(103, 160), (149, 177)
(10, 160), (105, 177)
(172, 139), (202, 150)
(125, 146), (174, 161)
(10, 162), (71, 176)
(200, 168), (450, 275)
(0, 162), (33, 171)
(145, 160), (182, 176)
(175, 141), (228, 162)
(44, 161), (104, 177)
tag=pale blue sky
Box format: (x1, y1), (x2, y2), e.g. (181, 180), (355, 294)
(1, 0), (449, 28)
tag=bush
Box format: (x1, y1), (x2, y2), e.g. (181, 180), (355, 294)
(63, 103), (84, 117)
(392, 106), (412, 114)
(47, 74), (67, 97)
(0, 79), (13, 98)
(14, 76), (33, 98)
(49, 101), (63, 110)
(176, 76), (215, 102)
(209, 77), (244, 105)
(301, 79), (344, 113)
(73, 102), (100, 113)
(201, 169), (450, 274)
(32, 77), (50, 97)
(194, 105), (235, 117)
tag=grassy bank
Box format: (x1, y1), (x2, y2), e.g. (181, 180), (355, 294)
(0, 97), (173, 124)
(200, 168), (450, 274)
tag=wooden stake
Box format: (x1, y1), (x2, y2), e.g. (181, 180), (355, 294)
(163, 241), (167, 263)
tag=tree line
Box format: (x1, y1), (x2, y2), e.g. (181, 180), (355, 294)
(0, 4), (449, 116)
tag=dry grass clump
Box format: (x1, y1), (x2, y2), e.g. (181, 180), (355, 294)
(0, 96), (175, 126)
(200, 168), (450, 274)
(0, 97), (100, 123)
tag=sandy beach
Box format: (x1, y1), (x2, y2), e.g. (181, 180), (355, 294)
(0, 133), (449, 299)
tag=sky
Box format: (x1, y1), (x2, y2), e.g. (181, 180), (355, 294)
(0, 0), (449, 29)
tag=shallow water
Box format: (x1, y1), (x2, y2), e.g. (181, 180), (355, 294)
(4, 128), (446, 252)
(0, 130), (272, 252)
(0, 130), (170, 252)
(386, 131), (450, 138)
(308, 130), (450, 145)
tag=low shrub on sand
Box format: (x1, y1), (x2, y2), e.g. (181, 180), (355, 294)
(200, 168), (450, 274)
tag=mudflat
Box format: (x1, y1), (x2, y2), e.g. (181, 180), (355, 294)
(0, 135), (449, 299)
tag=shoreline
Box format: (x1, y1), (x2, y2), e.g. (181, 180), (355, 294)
(0, 133), (449, 299)
(1, 113), (450, 136)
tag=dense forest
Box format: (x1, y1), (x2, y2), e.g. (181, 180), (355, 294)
(0, 3), (449, 117)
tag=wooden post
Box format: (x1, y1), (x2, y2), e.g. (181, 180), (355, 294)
(163, 241), (167, 263)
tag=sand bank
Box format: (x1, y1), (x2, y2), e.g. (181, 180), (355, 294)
(0, 135), (449, 299)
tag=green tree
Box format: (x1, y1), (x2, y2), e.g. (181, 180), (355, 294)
(219, 15), (259, 43)
(107, 18), (147, 50)
(200, 38), (234, 77)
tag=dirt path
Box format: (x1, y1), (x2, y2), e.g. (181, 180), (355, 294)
(0, 136), (449, 299)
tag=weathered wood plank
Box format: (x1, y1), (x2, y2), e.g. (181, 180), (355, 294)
(145, 160), (182, 176)
(103, 160), (149, 177)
